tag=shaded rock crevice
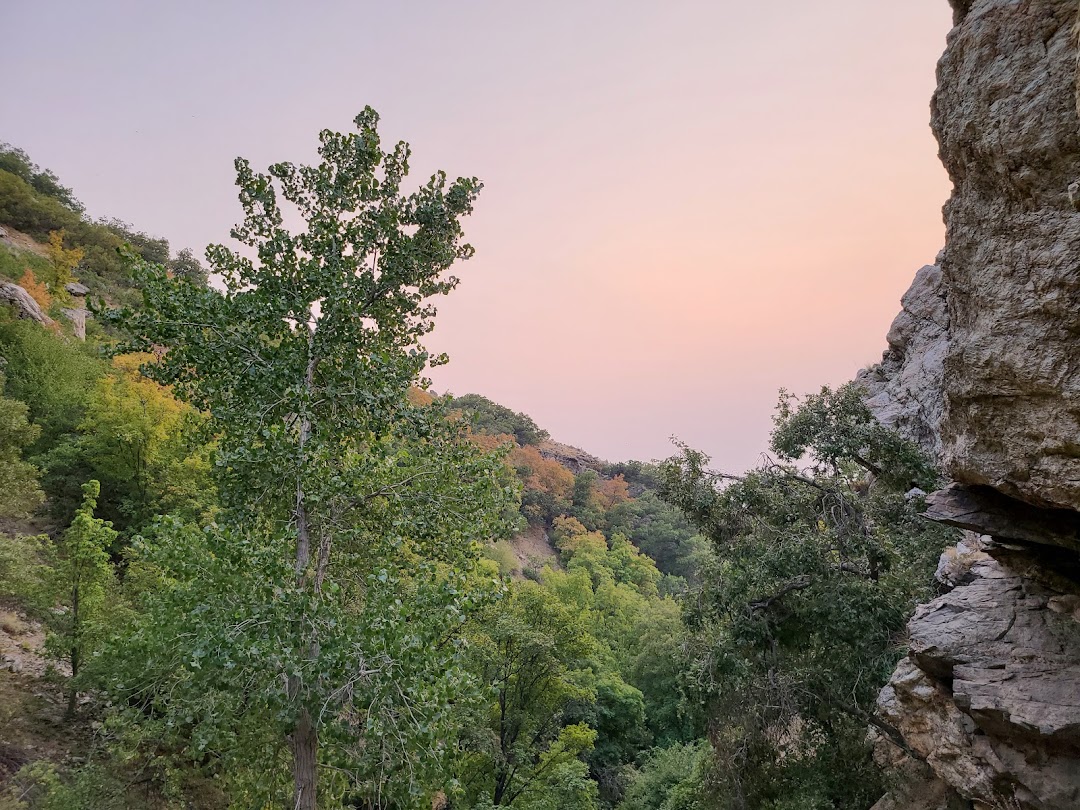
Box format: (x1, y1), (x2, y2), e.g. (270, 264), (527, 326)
(925, 484), (1080, 555)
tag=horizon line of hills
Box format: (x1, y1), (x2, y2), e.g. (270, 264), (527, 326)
(0, 135), (936, 810)
(0, 139), (705, 584)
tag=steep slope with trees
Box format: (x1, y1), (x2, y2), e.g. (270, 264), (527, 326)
(0, 112), (967, 810)
(0, 123), (707, 810)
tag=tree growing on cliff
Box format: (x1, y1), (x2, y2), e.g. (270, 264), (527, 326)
(45, 229), (83, 292)
(41, 479), (117, 718)
(660, 383), (953, 809)
(102, 108), (514, 809)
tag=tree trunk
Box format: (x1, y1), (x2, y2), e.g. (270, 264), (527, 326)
(290, 706), (318, 810)
(66, 585), (81, 720)
(65, 680), (78, 719)
(289, 326), (320, 809)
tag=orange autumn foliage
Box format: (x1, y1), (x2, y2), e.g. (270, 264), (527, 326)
(593, 474), (630, 510)
(468, 431), (516, 453)
(462, 431), (574, 498)
(464, 433), (572, 497)
(551, 514), (607, 559)
(509, 444), (575, 500)
(18, 269), (51, 310)
(407, 386), (435, 407)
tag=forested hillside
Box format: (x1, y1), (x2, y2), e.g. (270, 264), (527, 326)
(0, 122), (952, 810)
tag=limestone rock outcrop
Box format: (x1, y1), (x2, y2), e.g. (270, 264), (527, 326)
(862, 2), (1080, 807)
(857, 263), (949, 459)
(0, 281), (53, 326)
(885, 555), (1080, 809)
(536, 440), (603, 475)
(934, 0), (1080, 512)
(61, 281), (89, 340)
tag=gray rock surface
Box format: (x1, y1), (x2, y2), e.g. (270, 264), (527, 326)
(934, 531), (990, 588)
(61, 307), (87, 340)
(61, 282), (90, 340)
(0, 282), (53, 326)
(933, 0), (1080, 512)
(869, 761), (968, 810)
(536, 439), (604, 474)
(64, 281), (89, 297)
(862, 3), (1080, 807)
(880, 557), (1080, 809)
(857, 263), (949, 459)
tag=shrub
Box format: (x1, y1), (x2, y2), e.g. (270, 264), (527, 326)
(16, 270), (50, 310)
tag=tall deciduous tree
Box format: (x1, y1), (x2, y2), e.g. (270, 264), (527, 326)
(104, 108), (513, 809)
(46, 229), (83, 292)
(458, 582), (600, 809)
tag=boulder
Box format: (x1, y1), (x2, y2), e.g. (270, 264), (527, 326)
(0, 281), (53, 326)
(64, 281), (89, 297)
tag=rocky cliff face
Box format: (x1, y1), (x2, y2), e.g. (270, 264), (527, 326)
(857, 263), (949, 460)
(864, 2), (1080, 808)
(934, 0), (1080, 514)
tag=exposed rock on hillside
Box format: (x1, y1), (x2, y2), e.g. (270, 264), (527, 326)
(536, 439), (603, 474)
(863, 1), (1080, 807)
(883, 554), (1080, 809)
(0, 225), (50, 258)
(0, 281), (53, 326)
(61, 281), (89, 340)
(857, 263), (948, 459)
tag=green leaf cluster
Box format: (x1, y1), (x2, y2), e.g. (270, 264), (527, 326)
(0, 367), (44, 518)
(93, 107), (516, 809)
(660, 384), (954, 809)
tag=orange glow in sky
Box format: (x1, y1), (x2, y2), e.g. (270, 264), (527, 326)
(3, 1), (955, 470)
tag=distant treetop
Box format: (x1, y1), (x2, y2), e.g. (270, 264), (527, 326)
(0, 143), (84, 213)
(449, 393), (549, 445)
(0, 144), (211, 302)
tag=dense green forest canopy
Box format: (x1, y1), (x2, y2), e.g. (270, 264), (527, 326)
(448, 393), (550, 446)
(0, 127), (952, 810)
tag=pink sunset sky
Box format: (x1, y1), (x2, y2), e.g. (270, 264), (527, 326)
(2, 1), (955, 471)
